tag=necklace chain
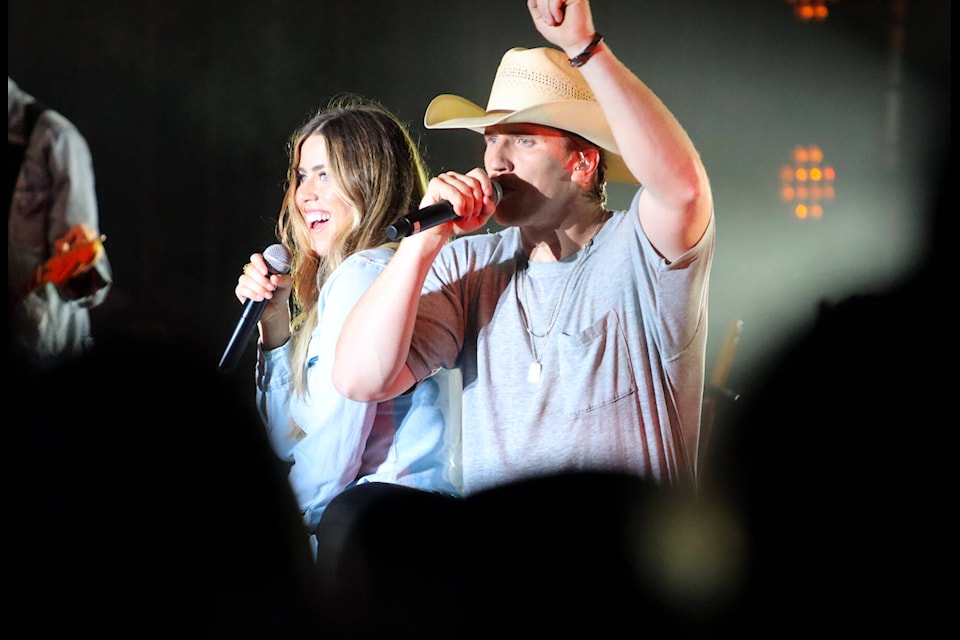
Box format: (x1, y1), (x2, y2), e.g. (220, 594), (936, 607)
(514, 214), (608, 381)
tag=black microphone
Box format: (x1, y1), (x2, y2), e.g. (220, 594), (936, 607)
(218, 243), (292, 372)
(386, 179), (503, 240)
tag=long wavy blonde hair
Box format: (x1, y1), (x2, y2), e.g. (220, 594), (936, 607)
(276, 95), (430, 396)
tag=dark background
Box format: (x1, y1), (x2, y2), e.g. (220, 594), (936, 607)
(9, 0), (950, 397)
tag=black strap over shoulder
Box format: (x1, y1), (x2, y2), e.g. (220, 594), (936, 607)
(8, 99), (47, 215)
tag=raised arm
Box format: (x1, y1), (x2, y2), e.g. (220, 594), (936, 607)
(528, 0), (713, 261)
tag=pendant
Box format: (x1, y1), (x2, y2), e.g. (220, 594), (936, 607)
(527, 361), (541, 383)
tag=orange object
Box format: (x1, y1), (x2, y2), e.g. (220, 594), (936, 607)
(18, 226), (105, 299)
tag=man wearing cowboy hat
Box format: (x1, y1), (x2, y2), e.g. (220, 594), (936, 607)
(334, 0), (714, 493)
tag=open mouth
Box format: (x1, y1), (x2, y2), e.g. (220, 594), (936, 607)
(306, 213), (331, 231)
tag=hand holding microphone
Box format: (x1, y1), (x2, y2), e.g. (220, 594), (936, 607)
(387, 177), (503, 240)
(219, 243), (292, 372)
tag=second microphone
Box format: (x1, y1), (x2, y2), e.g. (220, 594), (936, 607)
(387, 179), (503, 240)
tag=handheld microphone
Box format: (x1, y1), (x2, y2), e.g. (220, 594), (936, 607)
(387, 179), (502, 240)
(218, 243), (292, 372)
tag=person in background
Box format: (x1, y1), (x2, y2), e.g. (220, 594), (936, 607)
(7, 335), (328, 638)
(8, 76), (113, 370)
(333, 0), (714, 495)
(233, 95), (462, 578)
(701, 147), (952, 636)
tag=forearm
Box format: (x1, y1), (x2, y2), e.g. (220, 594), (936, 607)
(529, 0), (713, 258)
(333, 231), (445, 402)
(577, 41), (709, 216)
(577, 39), (712, 261)
(259, 311), (292, 351)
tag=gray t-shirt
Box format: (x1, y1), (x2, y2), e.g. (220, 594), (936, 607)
(407, 188), (715, 495)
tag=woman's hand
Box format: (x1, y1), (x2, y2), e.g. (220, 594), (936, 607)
(235, 252), (292, 331)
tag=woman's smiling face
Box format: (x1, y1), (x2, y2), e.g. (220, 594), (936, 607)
(295, 134), (353, 257)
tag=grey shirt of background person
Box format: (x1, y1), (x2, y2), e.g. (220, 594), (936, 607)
(8, 77), (112, 368)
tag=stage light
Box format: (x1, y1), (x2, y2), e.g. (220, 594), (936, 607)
(781, 144), (836, 220)
(786, 0), (836, 22)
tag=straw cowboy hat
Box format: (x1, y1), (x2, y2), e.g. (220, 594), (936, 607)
(424, 46), (638, 184)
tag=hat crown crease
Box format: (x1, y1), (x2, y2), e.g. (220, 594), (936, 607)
(487, 65), (598, 112)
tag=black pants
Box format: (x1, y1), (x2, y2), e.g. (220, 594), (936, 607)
(312, 473), (679, 637)
(313, 482), (464, 636)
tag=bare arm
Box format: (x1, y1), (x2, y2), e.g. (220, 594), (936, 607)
(332, 230), (441, 402)
(528, 0), (713, 262)
(333, 171), (499, 402)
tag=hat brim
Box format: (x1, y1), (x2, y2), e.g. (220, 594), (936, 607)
(424, 94), (638, 184)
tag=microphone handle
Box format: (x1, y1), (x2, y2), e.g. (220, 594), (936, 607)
(387, 179), (502, 240)
(218, 243), (291, 373)
(387, 202), (456, 241)
(218, 298), (267, 372)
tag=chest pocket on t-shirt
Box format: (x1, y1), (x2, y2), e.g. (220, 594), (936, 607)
(556, 311), (637, 418)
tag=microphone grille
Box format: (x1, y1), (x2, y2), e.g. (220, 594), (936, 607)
(263, 243), (292, 275)
(491, 179), (503, 205)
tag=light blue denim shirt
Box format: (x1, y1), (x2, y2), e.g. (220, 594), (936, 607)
(255, 247), (462, 533)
